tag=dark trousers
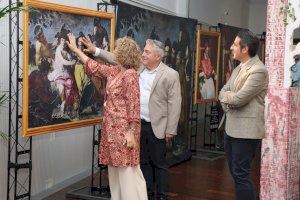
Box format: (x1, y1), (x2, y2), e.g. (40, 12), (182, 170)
(140, 120), (169, 200)
(224, 133), (260, 200)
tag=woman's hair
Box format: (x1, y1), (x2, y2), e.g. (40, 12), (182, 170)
(114, 37), (142, 71)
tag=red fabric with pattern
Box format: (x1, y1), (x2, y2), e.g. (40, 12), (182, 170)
(85, 59), (141, 167)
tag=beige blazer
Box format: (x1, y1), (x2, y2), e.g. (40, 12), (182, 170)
(97, 49), (182, 139)
(219, 56), (269, 139)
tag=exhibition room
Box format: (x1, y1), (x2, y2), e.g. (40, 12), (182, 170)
(0, 0), (299, 199)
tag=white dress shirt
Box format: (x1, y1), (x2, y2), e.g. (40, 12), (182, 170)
(139, 63), (161, 122)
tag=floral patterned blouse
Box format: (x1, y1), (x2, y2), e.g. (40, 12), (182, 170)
(85, 58), (141, 167)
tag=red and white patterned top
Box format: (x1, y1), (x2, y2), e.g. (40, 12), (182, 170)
(85, 58), (141, 167)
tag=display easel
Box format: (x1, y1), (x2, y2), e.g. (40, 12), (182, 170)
(189, 22), (202, 152)
(201, 26), (218, 149)
(7, 1), (33, 199)
(190, 24), (224, 154)
(202, 102), (223, 151)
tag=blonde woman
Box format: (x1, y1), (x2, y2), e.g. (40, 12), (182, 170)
(67, 33), (147, 200)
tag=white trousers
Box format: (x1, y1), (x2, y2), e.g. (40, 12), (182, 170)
(108, 165), (148, 200)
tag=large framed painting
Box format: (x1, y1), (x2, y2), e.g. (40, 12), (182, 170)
(23, 0), (115, 136)
(194, 30), (220, 104)
(117, 2), (197, 163)
(219, 24), (243, 89)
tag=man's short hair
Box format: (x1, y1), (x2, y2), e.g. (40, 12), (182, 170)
(237, 30), (259, 57)
(146, 39), (165, 58)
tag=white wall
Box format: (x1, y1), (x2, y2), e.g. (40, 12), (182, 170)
(134, 0), (177, 14)
(47, 0), (180, 13)
(176, 0), (189, 17)
(248, 0), (267, 34)
(0, 0), (188, 199)
(189, 0), (250, 29)
(122, 0), (189, 17)
(188, 0), (267, 34)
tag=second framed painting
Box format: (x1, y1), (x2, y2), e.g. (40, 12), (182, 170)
(23, 0), (115, 136)
(194, 30), (220, 104)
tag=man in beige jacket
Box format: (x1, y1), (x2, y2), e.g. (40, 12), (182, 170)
(219, 30), (268, 200)
(83, 38), (181, 200)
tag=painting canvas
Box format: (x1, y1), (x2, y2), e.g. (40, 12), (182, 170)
(23, 0), (115, 136)
(258, 38), (266, 64)
(194, 30), (220, 104)
(219, 23), (243, 89)
(117, 2), (197, 160)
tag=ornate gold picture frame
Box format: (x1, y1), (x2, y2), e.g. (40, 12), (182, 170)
(194, 30), (220, 104)
(23, 0), (115, 136)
